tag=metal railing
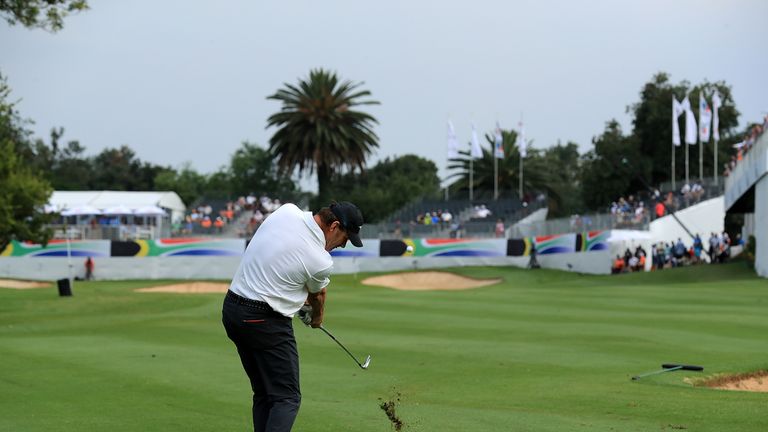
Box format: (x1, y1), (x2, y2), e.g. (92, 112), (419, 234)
(48, 224), (167, 241)
(510, 212), (651, 237)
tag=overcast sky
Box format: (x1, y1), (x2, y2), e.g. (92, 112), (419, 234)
(2, 0), (766, 191)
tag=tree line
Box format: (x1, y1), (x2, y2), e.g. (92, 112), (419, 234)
(1, 1), (757, 249)
(447, 72), (746, 216)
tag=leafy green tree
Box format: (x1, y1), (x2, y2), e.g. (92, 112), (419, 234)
(629, 72), (740, 185)
(49, 139), (93, 190)
(328, 154), (441, 223)
(0, 74), (53, 250)
(579, 120), (643, 211)
(447, 129), (562, 207)
(89, 145), (167, 191)
(1, 0), (88, 31)
(538, 141), (584, 217)
(266, 69), (380, 209)
(154, 163), (208, 206)
(228, 141), (298, 199)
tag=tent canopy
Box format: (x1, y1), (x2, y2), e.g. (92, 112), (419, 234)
(49, 191), (186, 222)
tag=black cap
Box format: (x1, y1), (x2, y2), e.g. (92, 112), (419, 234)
(330, 201), (364, 247)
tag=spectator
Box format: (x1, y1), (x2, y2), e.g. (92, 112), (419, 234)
(673, 238), (686, 263)
(693, 234), (704, 263)
(84, 256), (94, 280)
(708, 232), (719, 263)
(201, 216), (212, 232)
(628, 254), (639, 271)
(441, 210), (453, 227)
(612, 255), (626, 274)
(495, 218), (505, 238)
(214, 216), (225, 233)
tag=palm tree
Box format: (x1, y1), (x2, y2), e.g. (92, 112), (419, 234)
(447, 129), (561, 205)
(266, 69), (379, 207)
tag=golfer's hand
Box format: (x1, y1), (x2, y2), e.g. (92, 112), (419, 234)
(310, 314), (323, 328)
(298, 304), (313, 327)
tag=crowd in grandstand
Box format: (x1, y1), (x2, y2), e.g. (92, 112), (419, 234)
(723, 115), (768, 178)
(605, 180), (708, 229)
(609, 196), (648, 228)
(415, 209), (454, 227)
(180, 195), (283, 237)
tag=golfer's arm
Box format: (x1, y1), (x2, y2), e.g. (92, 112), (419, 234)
(306, 287), (326, 328)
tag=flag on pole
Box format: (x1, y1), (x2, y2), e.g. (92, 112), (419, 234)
(447, 121), (459, 159)
(699, 94), (712, 143)
(494, 122), (504, 159)
(470, 123), (483, 158)
(516, 121), (527, 157)
(672, 97), (685, 146)
(682, 96), (697, 145)
(712, 93), (722, 141)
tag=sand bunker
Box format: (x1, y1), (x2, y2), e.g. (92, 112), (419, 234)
(0, 279), (51, 289)
(135, 282), (229, 294)
(697, 371), (768, 393)
(362, 271), (502, 291)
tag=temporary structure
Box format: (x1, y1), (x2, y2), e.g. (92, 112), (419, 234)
(49, 191), (186, 222)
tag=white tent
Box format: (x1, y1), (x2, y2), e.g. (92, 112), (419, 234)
(50, 191), (186, 223)
(60, 205), (102, 216)
(102, 205), (134, 215)
(134, 205), (166, 216)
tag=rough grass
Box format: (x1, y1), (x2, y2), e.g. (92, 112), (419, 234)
(0, 263), (766, 431)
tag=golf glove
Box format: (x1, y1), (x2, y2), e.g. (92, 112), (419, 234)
(298, 304), (313, 327)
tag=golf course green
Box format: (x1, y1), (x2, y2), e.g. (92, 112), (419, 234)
(1, 262), (766, 431)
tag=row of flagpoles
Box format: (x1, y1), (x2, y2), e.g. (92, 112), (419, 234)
(447, 120), (527, 200)
(672, 92), (723, 189)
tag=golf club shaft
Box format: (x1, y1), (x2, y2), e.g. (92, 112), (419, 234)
(319, 325), (365, 368)
(632, 365), (682, 380)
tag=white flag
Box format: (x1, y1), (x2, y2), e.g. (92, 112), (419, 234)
(672, 97), (685, 146)
(699, 93), (712, 143)
(447, 121), (459, 159)
(712, 93), (722, 142)
(516, 121), (527, 157)
(494, 122), (504, 159)
(470, 123), (483, 158)
(682, 96), (697, 145)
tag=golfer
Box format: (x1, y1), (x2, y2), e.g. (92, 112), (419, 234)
(222, 201), (364, 432)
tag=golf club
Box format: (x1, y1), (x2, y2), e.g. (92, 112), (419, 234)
(319, 325), (371, 370)
(631, 363), (703, 380)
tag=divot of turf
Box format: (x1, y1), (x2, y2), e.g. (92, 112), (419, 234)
(378, 393), (404, 431)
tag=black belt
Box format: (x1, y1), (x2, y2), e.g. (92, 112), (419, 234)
(226, 291), (273, 311)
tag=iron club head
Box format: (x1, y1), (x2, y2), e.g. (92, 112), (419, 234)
(361, 355), (372, 369)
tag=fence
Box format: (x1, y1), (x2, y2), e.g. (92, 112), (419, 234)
(510, 212), (651, 238)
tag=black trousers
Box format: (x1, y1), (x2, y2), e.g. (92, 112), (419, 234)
(222, 292), (301, 432)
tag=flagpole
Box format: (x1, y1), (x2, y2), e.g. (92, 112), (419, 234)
(714, 138), (718, 186)
(518, 113), (524, 200)
(672, 141), (676, 191)
(494, 155), (498, 200)
(671, 100), (676, 191)
(519, 153), (523, 200)
(469, 156), (474, 201)
(685, 142), (689, 186)
(699, 133), (703, 181)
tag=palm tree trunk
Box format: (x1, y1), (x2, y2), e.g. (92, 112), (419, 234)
(316, 163), (331, 209)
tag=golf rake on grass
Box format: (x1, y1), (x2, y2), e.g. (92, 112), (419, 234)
(319, 325), (371, 370)
(632, 363), (703, 380)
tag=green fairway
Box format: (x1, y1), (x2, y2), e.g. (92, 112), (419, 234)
(1, 263), (767, 431)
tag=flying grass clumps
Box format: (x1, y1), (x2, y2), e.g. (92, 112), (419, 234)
(378, 392), (404, 431)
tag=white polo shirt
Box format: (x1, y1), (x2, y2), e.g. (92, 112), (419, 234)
(229, 203), (332, 317)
